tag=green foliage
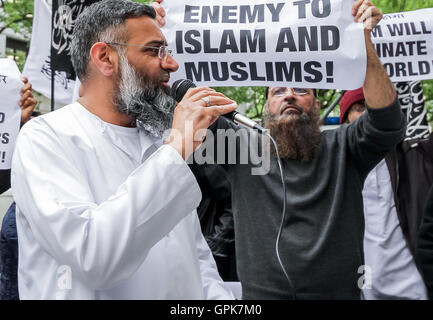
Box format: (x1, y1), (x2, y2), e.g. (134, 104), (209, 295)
(5, 46), (26, 70)
(317, 89), (340, 117)
(214, 86), (266, 120)
(0, 0), (34, 38)
(374, 0), (433, 13)
(0, 0), (33, 69)
(134, 0), (152, 4)
(424, 80), (433, 122)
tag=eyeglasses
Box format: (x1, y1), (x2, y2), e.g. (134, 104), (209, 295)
(271, 87), (310, 97)
(106, 42), (173, 61)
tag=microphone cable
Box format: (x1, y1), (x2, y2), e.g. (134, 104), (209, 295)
(170, 79), (296, 297)
(263, 131), (296, 299)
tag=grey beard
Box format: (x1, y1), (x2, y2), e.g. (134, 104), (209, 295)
(264, 108), (322, 162)
(114, 51), (176, 138)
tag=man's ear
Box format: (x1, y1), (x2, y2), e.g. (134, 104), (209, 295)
(89, 42), (117, 77)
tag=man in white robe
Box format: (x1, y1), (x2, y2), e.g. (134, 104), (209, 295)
(11, 0), (237, 300)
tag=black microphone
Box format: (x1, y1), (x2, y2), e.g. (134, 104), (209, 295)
(171, 79), (267, 133)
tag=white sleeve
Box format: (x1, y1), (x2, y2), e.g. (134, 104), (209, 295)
(11, 121), (202, 290)
(192, 212), (235, 300)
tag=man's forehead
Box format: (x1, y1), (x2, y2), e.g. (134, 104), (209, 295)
(124, 15), (166, 44)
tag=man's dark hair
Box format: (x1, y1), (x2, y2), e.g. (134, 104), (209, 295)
(265, 87), (317, 99)
(71, 0), (156, 82)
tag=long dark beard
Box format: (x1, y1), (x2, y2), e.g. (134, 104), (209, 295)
(114, 51), (176, 138)
(264, 108), (322, 162)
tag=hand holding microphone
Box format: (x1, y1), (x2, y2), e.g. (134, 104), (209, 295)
(165, 85), (237, 160)
(172, 79), (267, 133)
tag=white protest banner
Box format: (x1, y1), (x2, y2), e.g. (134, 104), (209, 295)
(0, 59), (22, 170)
(372, 8), (433, 83)
(163, 0), (366, 89)
(22, 0), (75, 105)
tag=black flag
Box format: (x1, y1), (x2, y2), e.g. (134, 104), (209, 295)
(395, 81), (429, 141)
(50, 0), (100, 80)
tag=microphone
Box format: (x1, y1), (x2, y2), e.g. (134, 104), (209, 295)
(171, 79), (267, 133)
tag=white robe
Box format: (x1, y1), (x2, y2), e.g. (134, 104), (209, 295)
(11, 102), (234, 300)
(362, 159), (427, 299)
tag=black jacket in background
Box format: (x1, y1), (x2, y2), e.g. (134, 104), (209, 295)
(189, 163), (238, 281)
(386, 134), (433, 281)
(418, 185), (433, 299)
(0, 170), (11, 195)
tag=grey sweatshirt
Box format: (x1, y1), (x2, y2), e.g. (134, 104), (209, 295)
(191, 99), (405, 299)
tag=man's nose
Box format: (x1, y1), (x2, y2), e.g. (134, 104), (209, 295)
(161, 54), (179, 72)
(283, 90), (297, 102)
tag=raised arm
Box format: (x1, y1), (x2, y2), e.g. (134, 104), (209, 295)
(345, 1), (405, 175)
(353, 0), (397, 108)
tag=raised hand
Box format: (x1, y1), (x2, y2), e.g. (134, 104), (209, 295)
(151, 0), (166, 27)
(19, 77), (37, 124)
(352, 0), (383, 32)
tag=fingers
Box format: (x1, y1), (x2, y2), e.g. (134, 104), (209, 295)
(199, 96), (235, 108)
(176, 86), (237, 119)
(182, 86), (232, 104)
(183, 86), (231, 101)
(352, 0), (364, 15)
(168, 83), (237, 159)
(19, 89), (32, 103)
(153, 1), (165, 17)
(152, 1), (166, 27)
(183, 86), (215, 99)
(20, 95), (37, 124)
(19, 79), (37, 122)
(354, 0), (372, 21)
(205, 102), (238, 118)
(353, 0), (382, 30)
(21, 81), (32, 95)
(176, 85), (236, 112)
(352, 0), (372, 17)
(20, 81), (34, 109)
(20, 96), (37, 110)
(19, 86), (36, 108)
(191, 91), (232, 106)
(359, 7), (382, 30)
